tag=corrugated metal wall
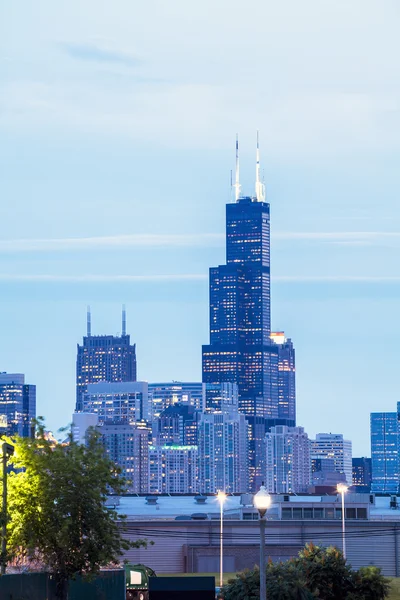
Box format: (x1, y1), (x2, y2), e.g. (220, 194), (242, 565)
(120, 518), (400, 576)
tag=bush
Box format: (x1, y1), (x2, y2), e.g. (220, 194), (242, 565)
(222, 543), (390, 600)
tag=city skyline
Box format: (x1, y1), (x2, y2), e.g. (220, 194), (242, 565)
(2, 1), (400, 455)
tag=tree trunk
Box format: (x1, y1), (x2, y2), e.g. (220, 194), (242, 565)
(55, 574), (69, 600)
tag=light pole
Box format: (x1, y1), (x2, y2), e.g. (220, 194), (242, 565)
(254, 483), (271, 600)
(217, 491), (227, 589)
(337, 483), (348, 560)
(1, 442), (15, 575)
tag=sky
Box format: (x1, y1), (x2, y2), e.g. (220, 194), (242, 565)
(1, 0), (400, 454)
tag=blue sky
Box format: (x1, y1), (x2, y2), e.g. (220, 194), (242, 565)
(1, 0), (400, 454)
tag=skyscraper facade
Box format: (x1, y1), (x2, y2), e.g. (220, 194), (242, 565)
(151, 403), (200, 446)
(148, 382), (204, 419)
(98, 422), (150, 493)
(370, 412), (399, 494)
(82, 381), (149, 423)
(149, 445), (198, 494)
(311, 433), (353, 485)
(270, 332), (296, 426)
(352, 457), (372, 492)
(76, 308), (137, 411)
(0, 373), (36, 437)
(198, 408), (248, 493)
(202, 140), (291, 488)
(265, 426), (311, 493)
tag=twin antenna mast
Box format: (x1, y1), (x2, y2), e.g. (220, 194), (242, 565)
(231, 132), (266, 203)
(86, 306), (127, 337)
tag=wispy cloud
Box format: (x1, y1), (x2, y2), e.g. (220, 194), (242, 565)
(1, 231), (400, 254)
(0, 233), (224, 253)
(2, 274), (400, 284)
(62, 43), (140, 67)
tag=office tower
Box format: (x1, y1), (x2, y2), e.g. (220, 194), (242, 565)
(82, 381), (149, 424)
(204, 382), (239, 413)
(98, 422), (150, 493)
(202, 137), (282, 488)
(72, 412), (99, 445)
(148, 382), (204, 420)
(311, 433), (353, 485)
(370, 412), (399, 494)
(0, 373), (36, 437)
(76, 307), (137, 411)
(270, 332), (296, 426)
(352, 457), (372, 492)
(265, 426), (311, 494)
(149, 445), (198, 494)
(198, 408), (248, 493)
(152, 404), (200, 446)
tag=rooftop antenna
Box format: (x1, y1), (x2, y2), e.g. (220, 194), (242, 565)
(122, 304), (126, 336)
(87, 305), (91, 337)
(232, 134), (241, 202)
(255, 130), (266, 202)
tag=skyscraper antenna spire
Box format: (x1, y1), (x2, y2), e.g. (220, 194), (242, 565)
(122, 304), (126, 336)
(255, 130), (266, 202)
(232, 134), (241, 202)
(87, 305), (91, 337)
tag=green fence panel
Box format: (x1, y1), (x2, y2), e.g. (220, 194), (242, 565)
(0, 570), (125, 600)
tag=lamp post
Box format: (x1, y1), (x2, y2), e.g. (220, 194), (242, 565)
(1, 442), (15, 575)
(217, 491), (227, 589)
(337, 483), (348, 560)
(254, 483), (271, 600)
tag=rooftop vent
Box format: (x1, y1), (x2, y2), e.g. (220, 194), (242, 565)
(195, 496), (207, 505)
(191, 513), (208, 520)
(146, 496), (158, 505)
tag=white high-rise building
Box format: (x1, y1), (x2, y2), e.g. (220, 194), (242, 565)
(198, 409), (248, 493)
(311, 433), (353, 485)
(83, 381), (149, 423)
(72, 412), (99, 445)
(265, 426), (311, 493)
(149, 445), (198, 494)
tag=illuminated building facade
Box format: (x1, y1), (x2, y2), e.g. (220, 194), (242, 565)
(371, 412), (399, 494)
(311, 433), (353, 485)
(198, 408), (248, 493)
(76, 308), (137, 411)
(148, 382), (204, 419)
(98, 422), (150, 493)
(202, 193), (279, 487)
(270, 332), (296, 426)
(82, 381), (149, 423)
(0, 372), (36, 437)
(149, 445), (198, 494)
(151, 403), (200, 446)
(265, 426), (311, 493)
(352, 457), (372, 492)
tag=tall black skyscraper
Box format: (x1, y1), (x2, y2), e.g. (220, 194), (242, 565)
(202, 136), (285, 489)
(76, 307), (137, 411)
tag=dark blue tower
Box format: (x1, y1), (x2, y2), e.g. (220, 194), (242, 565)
(202, 138), (282, 489)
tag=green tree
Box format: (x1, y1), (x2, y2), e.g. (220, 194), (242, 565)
(5, 421), (146, 600)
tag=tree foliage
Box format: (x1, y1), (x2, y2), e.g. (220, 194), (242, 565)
(222, 543), (390, 600)
(5, 421), (146, 600)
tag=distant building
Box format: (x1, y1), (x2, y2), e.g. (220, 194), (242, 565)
(352, 457), (372, 492)
(204, 382), (238, 413)
(152, 403), (200, 446)
(76, 307), (137, 411)
(72, 412), (99, 445)
(148, 382), (204, 419)
(83, 381), (149, 423)
(371, 412), (399, 494)
(270, 332), (296, 427)
(265, 426), (311, 493)
(198, 408), (248, 493)
(311, 433), (353, 485)
(0, 372), (36, 437)
(149, 445), (198, 494)
(98, 422), (150, 493)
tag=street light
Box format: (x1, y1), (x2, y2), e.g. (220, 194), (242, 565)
(337, 483), (348, 560)
(1, 442), (14, 575)
(217, 491), (227, 589)
(254, 483), (271, 600)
